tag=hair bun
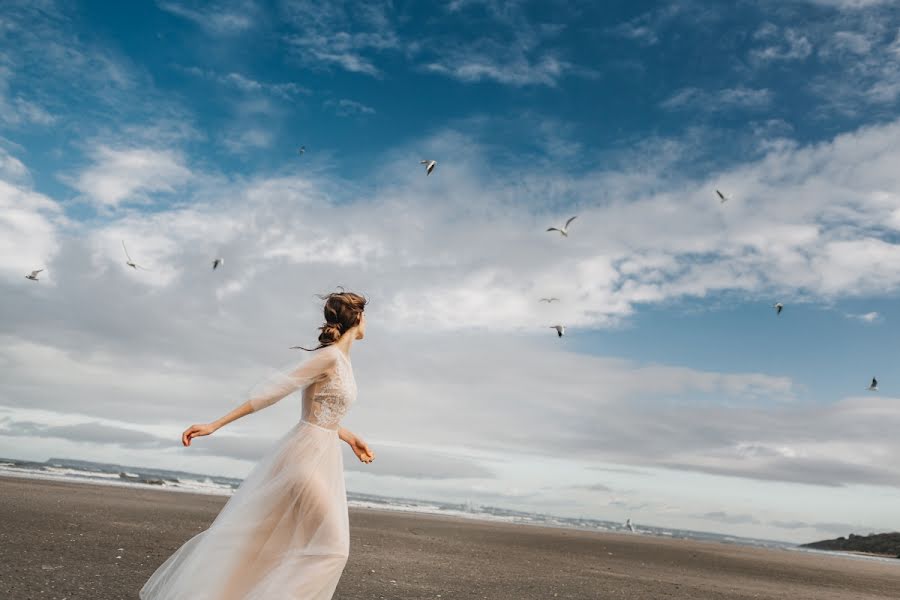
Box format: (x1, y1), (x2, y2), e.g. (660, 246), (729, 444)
(300, 290), (368, 351)
(318, 321), (343, 345)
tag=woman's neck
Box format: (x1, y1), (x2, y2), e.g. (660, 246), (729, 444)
(333, 329), (355, 356)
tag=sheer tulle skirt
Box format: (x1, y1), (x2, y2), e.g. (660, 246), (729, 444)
(140, 420), (349, 600)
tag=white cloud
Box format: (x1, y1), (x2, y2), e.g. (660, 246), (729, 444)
(179, 66), (307, 99)
(845, 311), (882, 323)
(281, 1), (400, 77)
(751, 25), (813, 63)
(828, 30), (874, 55)
(423, 5), (576, 87)
(222, 128), (273, 154)
(157, 1), (255, 35)
(802, 0), (893, 8)
(325, 98), (376, 117)
(608, 4), (691, 47)
(661, 87), (773, 112)
(0, 167), (65, 280)
(0, 147), (29, 183)
(424, 53), (569, 87)
(68, 146), (192, 207)
(0, 66), (55, 127)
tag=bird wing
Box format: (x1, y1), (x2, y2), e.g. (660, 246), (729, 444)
(716, 190), (725, 200)
(33, 269), (43, 275)
(565, 216), (577, 228)
(546, 227), (560, 232)
(420, 160), (428, 164)
(122, 240), (132, 261)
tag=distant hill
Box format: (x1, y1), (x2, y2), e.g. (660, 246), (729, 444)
(801, 533), (900, 558)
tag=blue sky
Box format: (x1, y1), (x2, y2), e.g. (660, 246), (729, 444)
(2, 0), (900, 544)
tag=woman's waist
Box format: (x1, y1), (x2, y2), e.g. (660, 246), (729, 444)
(299, 418), (339, 433)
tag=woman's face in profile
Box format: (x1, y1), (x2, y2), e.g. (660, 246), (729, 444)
(356, 312), (367, 340)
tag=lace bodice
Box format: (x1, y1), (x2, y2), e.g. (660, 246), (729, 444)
(247, 345), (357, 430)
(303, 349), (356, 429)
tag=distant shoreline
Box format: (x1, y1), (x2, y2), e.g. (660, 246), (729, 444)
(801, 532), (900, 560)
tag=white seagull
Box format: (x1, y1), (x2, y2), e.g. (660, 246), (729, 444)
(867, 377), (878, 391)
(774, 302), (784, 315)
(547, 216), (577, 237)
(716, 189), (730, 204)
(212, 258), (224, 270)
(122, 240), (148, 270)
(539, 297), (560, 303)
(25, 269), (43, 281)
(625, 518), (636, 533)
(550, 324), (565, 337)
(298, 146), (305, 155)
(420, 159), (437, 175)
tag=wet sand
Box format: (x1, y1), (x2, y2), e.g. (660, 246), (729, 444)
(0, 476), (898, 599)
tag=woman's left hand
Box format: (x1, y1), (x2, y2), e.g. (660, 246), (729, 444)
(349, 437), (375, 464)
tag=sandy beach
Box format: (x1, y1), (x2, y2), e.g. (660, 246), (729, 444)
(0, 476), (898, 600)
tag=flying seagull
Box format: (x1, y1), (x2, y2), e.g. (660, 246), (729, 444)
(25, 269), (43, 281)
(420, 159), (437, 175)
(867, 377), (878, 391)
(121, 240), (149, 270)
(716, 189), (730, 204)
(550, 324), (565, 337)
(774, 302), (784, 315)
(212, 258), (224, 270)
(625, 518), (636, 533)
(298, 146), (305, 155)
(539, 297), (560, 303)
(547, 216), (577, 237)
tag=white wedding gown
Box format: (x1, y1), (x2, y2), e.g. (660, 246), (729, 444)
(140, 345), (357, 600)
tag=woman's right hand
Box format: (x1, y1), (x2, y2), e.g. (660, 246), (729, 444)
(182, 423), (216, 447)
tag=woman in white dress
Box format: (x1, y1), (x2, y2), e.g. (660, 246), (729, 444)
(140, 290), (374, 600)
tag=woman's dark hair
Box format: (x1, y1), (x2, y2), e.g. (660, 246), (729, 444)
(298, 288), (367, 351)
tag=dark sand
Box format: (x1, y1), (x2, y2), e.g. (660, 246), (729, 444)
(1, 476), (898, 599)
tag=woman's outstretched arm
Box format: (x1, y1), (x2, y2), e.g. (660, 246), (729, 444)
(181, 348), (338, 447)
(182, 401), (255, 446)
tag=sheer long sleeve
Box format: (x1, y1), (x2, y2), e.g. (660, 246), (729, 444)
(247, 348), (338, 412)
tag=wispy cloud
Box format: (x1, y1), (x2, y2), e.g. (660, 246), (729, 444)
(811, 25), (900, 111)
(178, 66), (308, 99)
(423, 3), (577, 87)
(801, 0), (894, 8)
(0, 68), (56, 126)
(280, 1), (400, 77)
(424, 52), (569, 87)
(660, 86), (774, 112)
(325, 98), (376, 117)
(222, 128), (273, 154)
(428, 58), (563, 87)
(750, 24), (813, 63)
(157, 0), (256, 35)
(608, 4), (686, 46)
(845, 311), (882, 323)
